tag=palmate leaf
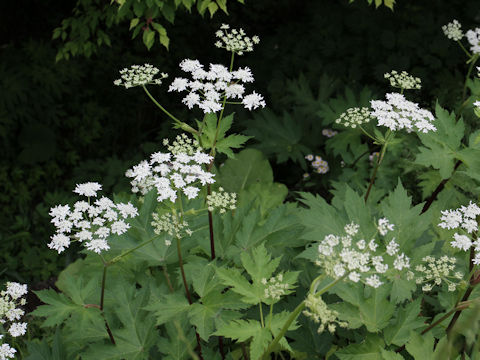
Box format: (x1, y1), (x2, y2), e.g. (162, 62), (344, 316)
(157, 320), (197, 360)
(197, 112), (251, 158)
(216, 266), (263, 305)
(380, 180), (431, 250)
(244, 110), (310, 165)
(144, 293), (191, 325)
(383, 298), (426, 346)
(82, 285), (160, 360)
(335, 335), (385, 360)
(241, 243), (281, 284)
(216, 148), (273, 193)
(188, 291), (246, 341)
(32, 276), (101, 328)
(333, 283), (395, 333)
(415, 104), (466, 178)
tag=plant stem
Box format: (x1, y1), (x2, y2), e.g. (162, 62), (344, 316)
(259, 303), (265, 328)
(457, 41), (472, 58)
(142, 85), (181, 124)
(207, 185), (216, 260)
(364, 141), (388, 202)
(358, 126), (376, 141)
(446, 246), (479, 335)
(162, 264), (174, 293)
(99, 265), (116, 345)
(421, 161), (461, 214)
(108, 235), (159, 265)
(241, 343), (249, 360)
(461, 54), (479, 103)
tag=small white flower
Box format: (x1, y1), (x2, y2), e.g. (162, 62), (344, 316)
(242, 91), (266, 110)
(8, 322), (27, 337)
(466, 28), (480, 54)
(451, 233), (472, 251)
(114, 64), (168, 88)
(48, 234), (70, 253)
(73, 182), (102, 197)
(442, 20), (463, 41)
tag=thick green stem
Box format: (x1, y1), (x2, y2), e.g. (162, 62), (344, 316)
(259, 303), (265, 328)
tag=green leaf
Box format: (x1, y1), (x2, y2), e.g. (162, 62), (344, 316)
(405, 332), (435, 359)
(383, 298), (426, 346)
(380, 180), (431, 250)
(142, 29), (155, 50)
(188, 291), (246, 340)
(358, 286), (396, 332)
(336, 335), (384, 359)
(241, 243), (281, 284)
(216, 134), (252, 158)
(216, 149), (273, 193)
(415, 103), (465, 178)
(145, 293), (190, 325)
(129, 18), (139, 30)
(216, 266), (262, 305)
(214, 319), (271, 360)
(157, 321), (197, 360)
(244, 110), (310, 165)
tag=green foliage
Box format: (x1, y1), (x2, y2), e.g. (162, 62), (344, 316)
(53, 0), (244, 60)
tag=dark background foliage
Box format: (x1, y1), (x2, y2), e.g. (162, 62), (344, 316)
(0, 0), (479, 286)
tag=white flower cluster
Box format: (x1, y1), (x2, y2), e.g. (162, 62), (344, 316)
(370, 93), (436, 133)
(315, 220), (410, 288)
(125, 134), (215, 203)
(438, 201), (480, 264)
(442, 20), (464, 41)
(305, 154), (329, 174)
(0, 340), (16, 360)
(413, 256), (462, 292)
(384, 70), (421, 90)
(48, 182), (138, 254)
(322, 129), (338, 138)
(335, 107), (371, 128)
(168, 59), (265, 113)
(261, 274), (292, 302)
(114, 64), (168, 88)
(303, 294), (348, 334)
(0, 282), (28, 359)
(151, 212), (192, 241)
(214, 24), (260, 55)
(377, 218), (394, 236)
(207, 187), (237, 213)
(466, 28), (480, 54)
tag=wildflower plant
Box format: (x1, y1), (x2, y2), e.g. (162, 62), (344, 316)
(0, 282), (28, 359)
(28, 19), (480, 360)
